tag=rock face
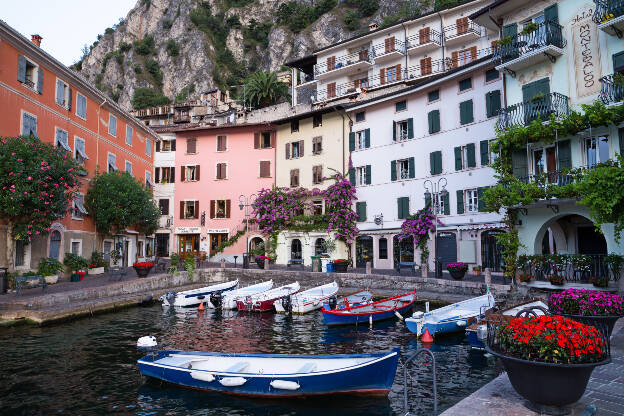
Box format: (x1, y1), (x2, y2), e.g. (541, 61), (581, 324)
(76, 0), (410, 110)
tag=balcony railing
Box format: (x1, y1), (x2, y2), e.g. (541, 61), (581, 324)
(314, 49), (372, 76)
(173, 114), (190, 123)
(497, 92), (570, 130)
(593, 0), (624, 25)
(24, 78), (35, 89)
(443, 20), (482, 41)
(406, 29), (443, 50)
(599, 73), (624, 104)
(515, 168), (587, 188)
(494, 21), (566, 64)
(371, 39), (406, 58)
(405, 47), (494, 80)
(316, 69), (405, 101)
(519, 253), (617, 282)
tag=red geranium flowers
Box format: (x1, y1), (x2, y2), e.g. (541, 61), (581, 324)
(133, 262), (153, 268)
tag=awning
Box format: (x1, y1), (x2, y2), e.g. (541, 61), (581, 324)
(58, 139), (71, 152)
(109, 163), (118, 172)
(77, 146), (90, 160)
(457, 222), (506, 231)
(75, 198), (88, 215)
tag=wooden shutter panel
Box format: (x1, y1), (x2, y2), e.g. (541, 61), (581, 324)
(285, 142), (291, 159)
(360, 202), (366, 222)
(469, 46), (477, 62)
(430, 153), (437, 175)
(477, 188), (485, 212)
(270, 131), (276, 148)
(544, 3), (559, 24)
(171, 140), (176, 151)
(17, 56), (27, 83)
(392, 121), (396, 141)
(487, 90), (501, 118)
(420, 57), (432, 76)
(156, 141), (160, 152)
(327, 83), (336, 98)
(460, 100), (473, 124)
(443, 192), (450, 215)
(226, 200), (231, 218)
(502, 23), (517, 38)
(557, 140), (572, 170)
(155, 167), (160, 183)
(327, 56), (335, 70)
(37, 67), (43, 94)
(407, 118), (414, 139)
(180, 166), (186, 182)
(349, 132), (355, 151)
(210, 200), (215, 218)
(254, 132), (260, 149)
(299, 140), (304, 156)
(68, 87), (72, 110)
(180, 201), (185, 219)
(171, 167), (175, 182)
(480, 140), (490, 166)
(455, 147), (462, 171)
(408, 157), (415, 178)
(397, 198), (404, 219)
(365, 129), (371, 148)
(396, 64), (402, 81)
(456, 190), (464, 215)
(403, 197), (410, 218)
(419, 27), (430, 44)
(435, 151), (442, 174)
(349, 167), (355, 185)
(511, 149), (528, 179)
(391, 160), (397, 181)
(365, 165), (371, 184)
(385, 37), (394, 53)
(380, 68), (386, 84)
(457, 17), (468, 35)
(467, 143), (476, 168)
(451, 51), (459, 68)
(196, 165), (201, 181)
(56, 80), (64, 104)
(194, 201), (200, 218)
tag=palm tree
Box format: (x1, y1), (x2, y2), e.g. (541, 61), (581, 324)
(244, 70), (289, 109)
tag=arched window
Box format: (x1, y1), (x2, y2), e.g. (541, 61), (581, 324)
(49, 230), (61, 259)
(314, 238), (325, 255)
(291, 239), (302, 259)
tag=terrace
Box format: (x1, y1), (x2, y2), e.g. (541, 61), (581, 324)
(313, 49), (372, 79)
(496, 92), (570, 130)
(593, 0), (624, 37)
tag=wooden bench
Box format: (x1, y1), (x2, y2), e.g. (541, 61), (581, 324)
(15, 275), (46, 295)
(396, 262), (417, 275)
(287, 258), (305, 269)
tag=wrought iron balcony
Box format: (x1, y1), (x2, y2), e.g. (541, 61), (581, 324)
(443, 20), (482, 44)
(313, 49), (372, 77)
(23, 78), (35, 89)
(599, 73), (624, 104)
(497, 92), (570, 130)
(593, 0), (624, 33)
(494, 21), (566, 66)
(316, 69), (405, 102)
(371, 39), (406, 62)
(406, 29), (442, 53)
(515, 168), (585, 187)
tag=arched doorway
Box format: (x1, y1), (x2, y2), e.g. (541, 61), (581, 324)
(393, 235), (414, 267)
(355, 236), (373, 268)
(49, 230), (61, 260)
(249, 237), (264, 254)
(291, 239), (302, 260)
(481, 230), (504, 272)
(314, 238), (325, 255)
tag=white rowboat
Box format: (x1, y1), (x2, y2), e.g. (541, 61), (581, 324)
(274, 282), (339, 314)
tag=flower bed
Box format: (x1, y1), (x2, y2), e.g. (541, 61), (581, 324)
(547, 273), (564, 285)
(255, 256), (274, 269)
(549, 289), (623, 316)
(518, 273), (532, 283)
(332, 259), (348, 272)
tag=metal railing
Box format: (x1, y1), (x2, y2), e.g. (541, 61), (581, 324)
(497, 92), (570, 129)
(406, 29), (443, 50)
(314, 49), (372, 76)
(403, 349), (438, 416)
(593, 0), (624, 24)
(443, 19), (482, 40)
(24, 78), (35, 89)
(599, 73), (624, 104)
(519, 254), (618, 282)
(494, 21), (566, 64)
(371, 39), (406, 58)
(315, 69), (404, 102)
(515, 168), (586, 187)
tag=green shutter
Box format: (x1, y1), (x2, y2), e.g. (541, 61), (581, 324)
(357, 202), (367, 222)
(467, 143), (476, 168)
(407, 118), (414, 139)
(428, 110), (440, 134)
(68, 87), (72, 111)
(425, 192), (432, 209)
(523, 78), (550, 101)
(392, 121), (396, 141)
(502, 23), (517, 38)
(37, 67), (43, 94)
(480, 140), (490, 165)
(349, 132), (355, 151)
(477, 187), (486, 212)
(485, 92), (492, 119)
(613, 52), (624, 72)
(391, 160), (397, 181)
(17, 55), (26, 83)
(428, 90), (439, 102)
(460, 100), (473, 125)
(365, 164), (371, 184)
(408, 157), (415, 179)
(397, 198), (404, 219)
(454, 146), (462, 171)
(486, 90), (501, 118)
(544, 3), (558, 24)
(557, 139), (572, 170)
(349, 167), (355, 185)
(430, 152), (436, 175)
(443, 192), (450, 215)
(459, 78), (472, 91)
(511, 149), (528, 179)
(485, 69), (499, 82)
(456, 190), (464, 214)
(365, 128), (371, 148)
(403, 197), (410, 218)
(435, 151), (442, 174)
(396, 100), (407, 111)
(619, 128), (624, 155)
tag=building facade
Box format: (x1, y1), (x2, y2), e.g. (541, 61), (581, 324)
(153, 132), (176, 257)
(0, 21), (159, 271)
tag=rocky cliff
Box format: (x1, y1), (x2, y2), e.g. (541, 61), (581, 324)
(75, 0), (430, 110)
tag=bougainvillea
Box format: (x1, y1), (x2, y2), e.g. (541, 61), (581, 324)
(549, 288), (623, 316)
(398, 205), (439, 264)
(324, 175), (358, 242)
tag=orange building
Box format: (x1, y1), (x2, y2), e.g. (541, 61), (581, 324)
(0, 20), (160, 271)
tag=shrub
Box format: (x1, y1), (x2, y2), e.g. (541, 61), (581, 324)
(90, 251), (108, 268)
(134, 35), (155, 55)
(131, 87), (170, 109)
(38, 258), (64, 276)
(144, 58), (163, 87)
(162, 19), (173, 30)
(133, 64), (142, 74)
(343, 10), (360, 31)
(63, 253), (90, 272)
(104, 27), (114, 35)
(166, 39), (179, 57)
(184, 254), (195, 277)
(549, 289), (623, 316)
(119, 41), (131, 52)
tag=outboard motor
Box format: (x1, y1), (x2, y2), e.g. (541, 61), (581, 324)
(210, 292), (223, 309)
(137, 335), (158, 352)
(328, 295), (338, 310)
(281, 295), (293, 314)
(244, 295), (253, 311)
(165, 291), (176, 306)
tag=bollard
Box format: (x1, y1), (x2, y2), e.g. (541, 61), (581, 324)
(265, 258), (270, 270)
(422, 266), (428, 278)
(220, 258), (225, 269)
(366, 261), (372, 275)
(484, 268), (491, 286)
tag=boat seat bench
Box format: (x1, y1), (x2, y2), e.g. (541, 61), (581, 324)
(297, 363), (317, 373)
(225, 361), (250, 373)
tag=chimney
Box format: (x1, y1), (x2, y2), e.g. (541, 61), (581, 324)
(31, 34), (43, 47)
(368, 23), (379, 32)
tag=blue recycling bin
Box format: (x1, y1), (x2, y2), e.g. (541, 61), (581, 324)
(326, 262), (335, 273)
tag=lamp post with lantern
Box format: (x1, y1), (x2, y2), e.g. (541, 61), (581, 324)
(423, 178), (448, 278)
(239, 193), (256, 269)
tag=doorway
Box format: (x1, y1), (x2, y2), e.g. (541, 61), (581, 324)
(436, 232), (457, 268)
(291, 239), (302, 260)
(210, 233), (229, 256)
(49, 230), (61, 260)
(481, 230), (504, 272)
(179, 234), (199, 255)
(156, 233), (169, 257)
(355, 236), (374, 268)
(393, 235), (414, 267)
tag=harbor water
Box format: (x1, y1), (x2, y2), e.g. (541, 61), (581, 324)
(0, 302), (499, 415)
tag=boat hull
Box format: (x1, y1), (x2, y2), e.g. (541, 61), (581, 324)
(210, 281), (274, 309)
(465, 328), (484, 350)
(162, 280), (238, 307)
(236, 297), (280, 312)
(137, 349), (400, 398)
(322, 293), (416, 326)
(405, 316), (476, 336)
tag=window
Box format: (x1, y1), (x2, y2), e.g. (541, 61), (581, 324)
(312, 200), (323, 215)
(74, 137), (88, 166)
(430, 151), (442, 175)
(216, 135), (227, 151)
(455, 47), (476, 67)
(107, 153), (117, 172)
(21, 112), (37, 137)
(17, 56), (42, 93)
(160, 139), (175, 152)
(146, 139), (151, 157)
(145, 171), (153, 188)
(260, 131), (272, 148)
(397, 159), (409, 180)
(314, 238), (325, 255)
(313, 114), (322, 127)
(291, 120), (299, 133)
(354, 77), (368, 89)
(76, 93), (87, 119)
(56, 79), (71, 108)
(71, 240), (82, 255)
(428, 90), (440, 102)
(395, 120), (409, 141)
(465, 189), (478, 212)
(184, 165), (199, 181)
(433, 193), (446, 215)
(485, 68), (500, 82)
(356, 166), (367, 186)
(125, 161), (133, 175)
(312, 136), (323, 154)
(156, 167), (174, 183)
(355, 130), (367, 149)
(459, 100), (474, 125)
(397, 197), (410, 219)
(125, 125), (133, 146)
(216, 163), (227, 179)
(486, 90), (502, 118)
(613, 51), (624, 73)
(356, 201), (367, 222)
(183, 201), (198, 219)
(585, 136), (610, 167)
(455, 144), (476, 170)
(214, 200), (229, 218)
(137, 241), (144, 258)
(480, 140), (495, 166)
(72, 194), (88, 219)
(428, 110), (440, 134)
(291, 141), (301, 158)
(15, 240), (25, 267)
(459, 77), (472, 91)
(385, 65), (398, 83)
(355, 111), (365, 122)
(312, 165), (323, 184)
(395, 100), (407, 112)
(379, 238), (388, 259)
(159, 199), (169, 215)
(108, 114), (117, 136)
(259, 160), (271, 178)
(186, 137), (197, 154)
(55, 128), (71, 152)
(290, 169), (299, 187)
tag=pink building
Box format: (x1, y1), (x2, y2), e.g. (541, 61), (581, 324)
(174, 124), (276, 261)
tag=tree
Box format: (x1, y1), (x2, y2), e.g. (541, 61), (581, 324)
(131, 87), (170, 109)
(0, 136), (81, 270)
(243, 70), (289, 109)
(85, 171), (160, 237)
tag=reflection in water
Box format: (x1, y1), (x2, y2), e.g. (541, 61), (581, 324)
(0, 304), (498, 415)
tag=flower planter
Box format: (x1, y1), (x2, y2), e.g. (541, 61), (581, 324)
(255, 259), (274, 269)
(486, 346), (609, 411)
(559, 313), (622, 339)
(44, 275), (59, 285)
(333, 261), (348, 273)
(89, 267), (105, 275)
(133, 266), (153, 278)
(70, 272), (85, 282)
(449, 270), (466, 280)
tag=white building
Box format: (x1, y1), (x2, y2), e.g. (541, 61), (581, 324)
(153, 133), (176, 257)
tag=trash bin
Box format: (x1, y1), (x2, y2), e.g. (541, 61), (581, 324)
(326, 262), (335, 273)
(320, 257), (332, 273)
(0, 267), (8, 294)
(242, 254), (249, 269)
(311, 255), (321, 272)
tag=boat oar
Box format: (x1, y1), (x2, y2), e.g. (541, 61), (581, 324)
(394, 311), (404, 321)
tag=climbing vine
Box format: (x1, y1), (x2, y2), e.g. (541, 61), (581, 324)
(398, 205), (439, 266)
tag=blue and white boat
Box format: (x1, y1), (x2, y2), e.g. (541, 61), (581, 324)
(405, 293), (495, 337)
(160, 280), (238, 307)
(137, 346), (401, 397)
(322, 290), (417, 326)
(321, 289), (374, 311)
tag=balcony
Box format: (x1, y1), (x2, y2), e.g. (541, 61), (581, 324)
(406, 29), (443, 55)
(593, 0), (624, 37)
(314, 49), (372, 79)
(599, 73), (624, 104)
(405, 47), (494, 82)
(494, 21), (565, 74)
(295, 72), (316, 88)
(497, 92), (570, 130)
(443, 20), (483, 46)
(371, 39), (405, 64)
(173, 113), (190, 123)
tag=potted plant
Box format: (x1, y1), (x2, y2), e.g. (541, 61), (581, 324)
(605, 253), (624, 281)
(88, 251), (108, 275)
(37, 257), (64, 284)
(590, 275), (610, 288)
(63, 253), (89, 282)
(133, 261), (154, 278)
(255, 255), (273, 269)
(549, 288), (623, 338)
(548, 273), (565, 286)
(518, 272), (533, 283)
(109, 249), (122, 268)
(472, 265), (482, 276)
(168, 253), (181, 275)
(521, 21), (539, 36)
(447, 262), (468, 280)
(332, 259), (349, 273)
(486, 315), (610, 412)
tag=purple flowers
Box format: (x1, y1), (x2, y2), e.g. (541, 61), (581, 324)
(550, 288), (623, 316)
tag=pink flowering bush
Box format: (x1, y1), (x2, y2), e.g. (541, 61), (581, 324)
(398, 206), (439, 264)
(549, 288), (623, 316)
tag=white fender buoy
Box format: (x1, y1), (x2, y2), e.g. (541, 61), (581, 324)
(456, 320), (467, 327)
(369, 315), (373, 327)
(394, 311), (404, 321)
(190, 372), (215, 382)
(270, 380), (300, 390)
(219, 377), (247, 387)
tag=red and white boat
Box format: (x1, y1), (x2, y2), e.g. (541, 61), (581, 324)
(236, 282), (300, 312)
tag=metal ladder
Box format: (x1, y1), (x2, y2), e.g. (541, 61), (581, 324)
(403, 348), (438, 416)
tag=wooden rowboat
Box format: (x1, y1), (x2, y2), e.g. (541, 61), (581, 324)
(321, 290), (417, 326)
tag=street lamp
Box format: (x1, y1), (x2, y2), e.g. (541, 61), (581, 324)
(239, 193), (256, 269)
(423, 177), (448, 278)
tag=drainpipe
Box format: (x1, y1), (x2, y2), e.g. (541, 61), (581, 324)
(437, 12), (445, 65)
(401, 23), (408, 77)
(332, 106), (352, 174)
(95, 98), (106, 253)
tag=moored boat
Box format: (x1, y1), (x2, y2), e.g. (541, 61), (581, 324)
(322, 289), (374, 311)
(275, 282), (339, 314)
(209, 280), (274, 310)
(321, 290), (417, 326)
(405, 293), (495, 337)
(160, 280), (239, 307)
(236, 282), (300, 312)
(137, 346), (401, 397)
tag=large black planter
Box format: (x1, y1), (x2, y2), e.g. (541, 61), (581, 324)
(333, 261), (348, 273)
(448, 269), (466, 280)
(255, 259), (274, 269)
(559, 313), (622, 339)
(133, 266), (152, 278)
(486, 346), (609, 413)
